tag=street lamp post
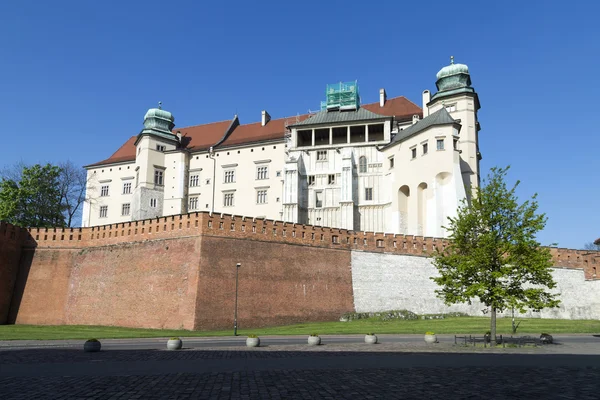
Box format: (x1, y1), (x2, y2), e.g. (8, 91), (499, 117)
(234, 262), (241, 336)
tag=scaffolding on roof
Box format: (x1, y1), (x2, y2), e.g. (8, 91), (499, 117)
(321, 81), (360, 111)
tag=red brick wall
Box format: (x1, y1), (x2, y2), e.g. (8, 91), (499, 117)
(0, 222), (27, 324)
(2, 211), (599, 330)
(194, 236), (353, 330)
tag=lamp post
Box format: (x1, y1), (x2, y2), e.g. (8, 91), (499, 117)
(234, 262), (241, 336)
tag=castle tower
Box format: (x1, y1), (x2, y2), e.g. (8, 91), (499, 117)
(131, 103), (179, 221)
(427, 57), (481, 200)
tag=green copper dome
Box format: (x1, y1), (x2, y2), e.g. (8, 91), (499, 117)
(435, 56), (472, 92)
(142, 102), (175, 135)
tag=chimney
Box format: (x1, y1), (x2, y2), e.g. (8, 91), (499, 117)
(422, 90), (431, 117)
(412, 115), (420, 125)
(261, 110), (271, 126)
(176, 130), (182, 142)
(379, 88), (387, 107)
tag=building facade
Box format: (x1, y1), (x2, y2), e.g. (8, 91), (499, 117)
(83, 59), (481, 237)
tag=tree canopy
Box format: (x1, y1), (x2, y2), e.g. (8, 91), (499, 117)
(0, 164), (66, 227)
(432, 166), (560, 343)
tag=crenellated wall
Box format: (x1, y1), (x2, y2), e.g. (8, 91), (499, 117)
(1, 212), (598, 329)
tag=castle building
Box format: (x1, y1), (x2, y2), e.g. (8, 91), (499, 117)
(83, 59), (481, 237)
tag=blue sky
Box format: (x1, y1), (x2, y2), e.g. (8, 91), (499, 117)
(0, 0), (597, 249)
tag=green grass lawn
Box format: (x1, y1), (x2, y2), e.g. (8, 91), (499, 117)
(1, 317), (598, 340)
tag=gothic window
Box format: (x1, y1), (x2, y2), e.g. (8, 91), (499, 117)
(189, 197), (198, 210)
(122, 182), (131, 194)
(359, 156), (367, 173)
(190, 175), (199, 187)
(224, 170), (235, 183)
(256, 189), (267, 204)
(256, 166), (268, 180)
(223, 192), (234, 207)
(121, 203), (130, 216)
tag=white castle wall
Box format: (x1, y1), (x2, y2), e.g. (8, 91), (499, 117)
(351, 251), (600, 320)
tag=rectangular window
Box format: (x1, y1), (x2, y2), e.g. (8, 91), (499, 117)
(308, 175), (315, 186)
(437, 139), (445, 150)
(328, 174), (335, 185)
(154, 170), (164, 186)
(256, 166), (268, 180)
(190, 175), (199, 187)
(189, 196), (198, 210)
(276, 171), (281, 177)
(389, 157), (394, 169)
(156, 144), (166, 152)
(99, 205), (108, 218)
(316, 150), (327, 161)
(365, 188), (373, 201)
(122, 182), (132, 194)
(100, 185), (109, 197)
(411, 148), (417, 159)
(445, 104), (456, 113)
(224, 170), (235, 183)
(256, 189), (267, 204)
(121, 203), (130, 216)
(315, 191), (323, 208)
(150, 198), (157, 208)
(422, 143), (428, 155)
(223, 193), (234, 207)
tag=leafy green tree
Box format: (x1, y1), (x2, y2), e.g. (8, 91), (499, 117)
(432, 166), (560, 344)
(0, 164), (66, 227)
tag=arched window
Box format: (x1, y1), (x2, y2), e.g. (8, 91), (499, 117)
(359, 156), (367, 173)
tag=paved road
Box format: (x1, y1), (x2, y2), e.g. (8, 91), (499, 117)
(1, 338), (600, 399)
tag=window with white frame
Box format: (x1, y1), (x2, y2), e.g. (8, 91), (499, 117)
(365, 187), (373, 201)
(99, 205), (108, 218)
(122, 182), (131, 194)
(445, 104), (456, 113)
(150, 198), (157, 208)
(156, 144), (166, 152)
(190, 174), (199, 187)
(121, 203), (130, 216)
(411, 147), (417, 159)
(224, 170), (235, 183)
(359, 156), (367, 173)
(316, 150), (327, 161)
(422, 142), (428, 155)
(154, 169), (164, 186)
(189, 196), (198, 210)
(100, 185), (109, 197)
(256, 189), (267, 204)
(328, 174), (335, 185)
(308, 175), (315, 186)
(437, 138), (445, 150)
(315, 191), (323, 208)
(256, 166), (268, 180)
(223, 192), (234, 207)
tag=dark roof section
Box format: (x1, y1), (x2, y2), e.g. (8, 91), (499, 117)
(87, 96), (423, 167)
(594, 238), (600, 246)
(290, 107), (390, 128)
(382, 108), (458, 150)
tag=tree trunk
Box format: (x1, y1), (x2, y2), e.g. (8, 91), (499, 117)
(491, 306), (497, 346)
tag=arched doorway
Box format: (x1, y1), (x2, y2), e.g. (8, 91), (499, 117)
(398, 185), (410, 233)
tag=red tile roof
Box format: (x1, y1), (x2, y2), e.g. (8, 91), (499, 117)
(87, 96), (422, 167)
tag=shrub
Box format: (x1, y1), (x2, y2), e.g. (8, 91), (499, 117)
(425, 331), (435, 335)
(86, 338), (99, 342)
(309, 333), (319, 337)
(247, 334), (258, 338)
(366, 333), (375, 336)
(170, 337), (180, 340)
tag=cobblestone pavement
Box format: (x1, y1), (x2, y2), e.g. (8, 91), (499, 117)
(1, 342), (600, 399)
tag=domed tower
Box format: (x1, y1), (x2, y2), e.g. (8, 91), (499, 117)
(428, 57), (481, 198)
(132, 103), (178, 221)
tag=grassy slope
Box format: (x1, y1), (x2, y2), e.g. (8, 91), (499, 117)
(0, 317), (598, 340)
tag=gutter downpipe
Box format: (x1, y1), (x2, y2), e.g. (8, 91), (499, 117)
(209, 146), (216, 215)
